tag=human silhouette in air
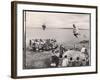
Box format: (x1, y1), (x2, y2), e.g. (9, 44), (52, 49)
(42, 24), (46, 30)
(73, 24), (80, 38)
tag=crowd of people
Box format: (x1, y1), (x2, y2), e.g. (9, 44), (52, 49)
(50, 45), (89, 67)
(28, 39), (89, 67)
(29, 39), (58, 52)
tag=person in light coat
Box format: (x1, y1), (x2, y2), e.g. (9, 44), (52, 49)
(81, 45), (86, 53)
(62, 55), (69, 67)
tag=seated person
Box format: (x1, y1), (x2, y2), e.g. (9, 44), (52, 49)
(81, 58), (87, 66)
(68, 57), (74, 67)
(75, 57), (81, 66)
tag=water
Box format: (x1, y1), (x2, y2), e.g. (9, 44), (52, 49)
(26, 27), (89, 47)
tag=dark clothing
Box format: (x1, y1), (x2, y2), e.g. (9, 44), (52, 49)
(59, 45), (65, 58)
(74, 33), (78, 38)
(42, 24), (46, 30)
(51, 55), (59, 67)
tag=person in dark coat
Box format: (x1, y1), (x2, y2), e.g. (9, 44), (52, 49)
(50, 53), (59, 67)
(42, 24), (46, 30)
(59, 44), (65, 58)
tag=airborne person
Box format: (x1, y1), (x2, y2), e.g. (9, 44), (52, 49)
(73, 24), (80, 38)
(42, 24), (46, 30)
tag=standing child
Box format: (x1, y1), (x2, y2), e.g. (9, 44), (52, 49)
(50, 53), (59, 67)
(62, 55), (69, 67)
(59, 44), (65, 58)
(81, 45), (86, 54)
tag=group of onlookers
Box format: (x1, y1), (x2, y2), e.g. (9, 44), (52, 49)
(29, 39), (58, 52)
(29, 39), (89, 67)
(50, 45), (89, 67)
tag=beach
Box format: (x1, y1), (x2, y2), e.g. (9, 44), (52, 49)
(24, 27), (90, 69)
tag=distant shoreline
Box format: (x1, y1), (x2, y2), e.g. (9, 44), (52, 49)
(26, 27), (89, 30)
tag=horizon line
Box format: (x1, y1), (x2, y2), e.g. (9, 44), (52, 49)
(26, 27), (89, 30)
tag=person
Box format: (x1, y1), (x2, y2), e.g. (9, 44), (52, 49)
(83, 48), (89, 66)
(84, 48), (88, 55)
(86, 57), (89, 66)
(35, 39), (39, 52)
(73, 24), (79, 38)
(29, 40), (32, 47)
(32, 44), (36, 52)
(54, 50), (60, 57)
(50, 53), (59, 67)
(81, 58), (87, 66)
(62, 55), (69, 67)
(81, 45), (86, 54)
(75, 57), (81, 66)
(68, 57), (74, 67)
(38, 39), (44, 51)
(59, 44), (65, 58)
(42, 24), (46, 30)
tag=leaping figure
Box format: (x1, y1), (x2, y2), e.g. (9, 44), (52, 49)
(42, 24), (46, 30)
(73, 24), (80, 38)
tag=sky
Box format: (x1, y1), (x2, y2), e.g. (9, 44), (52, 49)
(25, 11), (90, 29)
